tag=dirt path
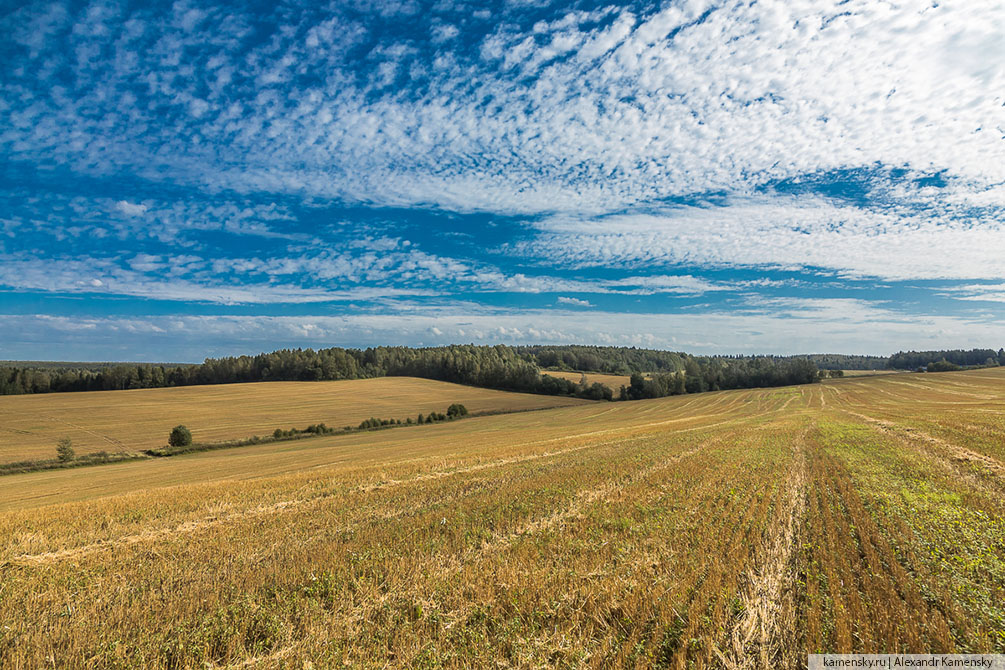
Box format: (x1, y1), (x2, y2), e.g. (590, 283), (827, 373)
(721, 428), (808, 669)
(42, 414), (127, 449)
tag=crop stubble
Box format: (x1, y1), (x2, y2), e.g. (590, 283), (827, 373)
(1, 369), (1004, 668)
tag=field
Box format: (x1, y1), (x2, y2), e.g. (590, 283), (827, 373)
(542, 370), (633, 390)
(0, 378), (590, 463)
(2, 369), (1004, 668)
(836, 369), (901, 377)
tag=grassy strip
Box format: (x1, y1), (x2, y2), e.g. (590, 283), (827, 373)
(0, 451), (150, 476)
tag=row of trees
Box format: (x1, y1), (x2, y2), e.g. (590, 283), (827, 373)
(804, 354), (888, 370)
(522, 345), (688, 376)
(0, 344), (822, 399)
(619, 357), (820, 400)
(887, 348), (1004, 370)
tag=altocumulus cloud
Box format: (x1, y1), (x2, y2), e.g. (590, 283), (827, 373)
(0, 0), (1003, 359)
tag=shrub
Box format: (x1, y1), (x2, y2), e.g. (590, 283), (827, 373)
(168, 425), (193, 447)
(446, 403), (469, 419)
(56, 437), (75, 462)
(927, 359), (961, 372)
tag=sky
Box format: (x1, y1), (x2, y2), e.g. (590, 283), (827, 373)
(2, 0), (1004, 362)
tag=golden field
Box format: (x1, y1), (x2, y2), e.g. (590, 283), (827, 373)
(0, 377), (590, 463)
(1, 369), (1004, 668)
(542, 370), (633, 390)
(836, 369), (902, 377)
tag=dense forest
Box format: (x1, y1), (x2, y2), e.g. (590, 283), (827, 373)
(0, 344), (819, 399)
(802, 354), (889, 370)
(887, 348), (1005, 370)
(521, 346), (887, 372)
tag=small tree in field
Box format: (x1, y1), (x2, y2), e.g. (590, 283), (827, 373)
(446, 403), (469, 419)
(168, 425), (193, 447)
(56, 437), (75, 462)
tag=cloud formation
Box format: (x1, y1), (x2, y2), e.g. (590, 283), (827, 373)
(1, 0), (1002, 358)
(5, 297), (1004, 362)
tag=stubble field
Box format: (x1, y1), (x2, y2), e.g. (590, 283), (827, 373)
(1, 369), (1004, 668)
(541, 370), (633, 390)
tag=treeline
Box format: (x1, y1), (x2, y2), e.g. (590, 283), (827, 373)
(0, 363), (198, 395)
(0, 344), (821, 400)
(0, 346), (573, 396)
(620, 357), (819, 399)
(888, 348), (1004, 370)
(520, 345), (687, 375)
(803, 354), (888, 370)
(522, 345), (873, 375)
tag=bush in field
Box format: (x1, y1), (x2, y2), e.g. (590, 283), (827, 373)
(358, 417), (383, 430)
(168, 425), (193, 447)
(926, 359), (961, 372)
(56, 437), (75, 462)
(446, 403), (469, 419)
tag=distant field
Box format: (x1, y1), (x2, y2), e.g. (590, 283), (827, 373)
(543, 370), (633, 389)
(0, 377), (590, 463)
(2, 369), (1004, 667)
(839, 369), (900, 376)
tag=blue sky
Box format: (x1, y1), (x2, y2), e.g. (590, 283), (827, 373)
(2, 0), (1004, 362)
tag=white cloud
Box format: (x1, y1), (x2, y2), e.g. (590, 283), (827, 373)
(557, 296), (592, 307)
(3, 298), (1004, 362)
(517, 194), (1005, 281)
(0, 253), (438, 305)
(431, 22), (459, 43)
(115, 200), (148, 217)
(944, 283), (1005, 303)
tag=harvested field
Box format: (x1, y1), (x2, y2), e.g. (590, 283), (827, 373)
(1, 368), (1004, 668)
(837, 369), (901, 376)
(0, 377), (590, 463)
(542, 370), (633, 390)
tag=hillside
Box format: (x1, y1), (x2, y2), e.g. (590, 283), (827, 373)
(0, 377), (590, 464)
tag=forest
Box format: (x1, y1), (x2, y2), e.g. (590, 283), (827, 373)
(0, 344), (819, 399)
(887, 348), (1005, 370)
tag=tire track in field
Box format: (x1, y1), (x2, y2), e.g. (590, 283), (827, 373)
(882, 379), (994, 400)
(41, 414), (127, 449)
(843, 410), (1005, 480)
(721, 427), (808, 670)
